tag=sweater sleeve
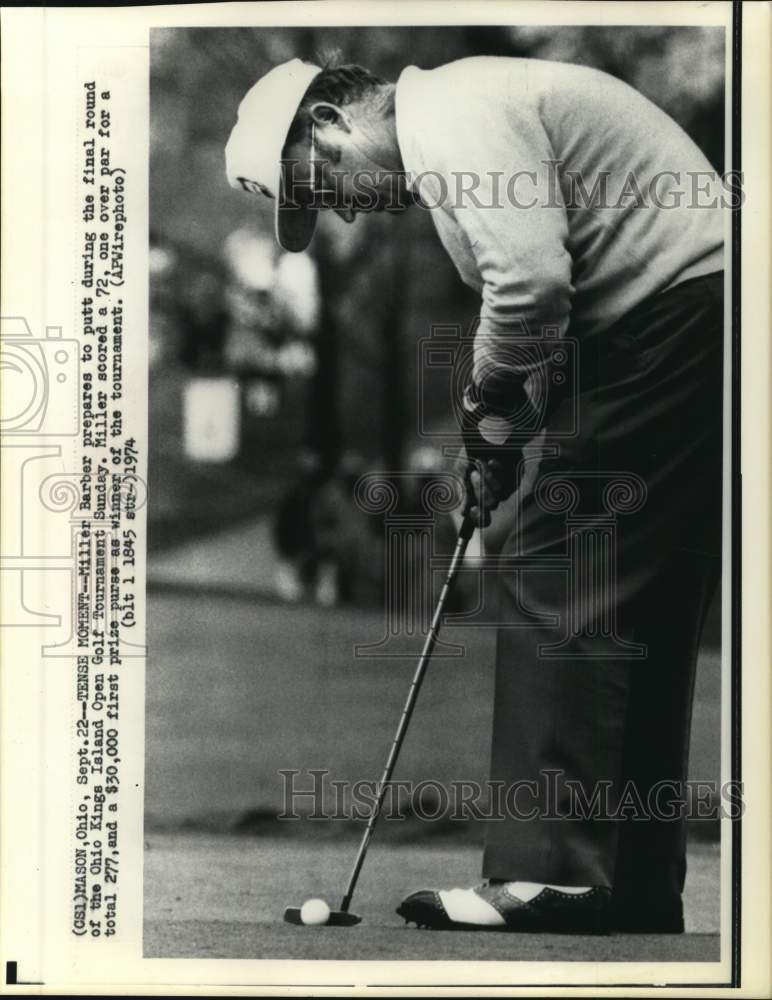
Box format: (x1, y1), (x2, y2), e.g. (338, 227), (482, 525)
(426, 91), (574, 405)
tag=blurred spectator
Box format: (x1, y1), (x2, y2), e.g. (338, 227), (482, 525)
(273, 449), (326, 602)
(273, 449), (386, 608)
(150, 233), (231, 373)
(178, 269), (229, 372)
(309, 451), (384, 607)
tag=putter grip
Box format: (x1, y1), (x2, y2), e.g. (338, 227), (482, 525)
(460, 419), (520, 522)
(460, 380), (522, 481)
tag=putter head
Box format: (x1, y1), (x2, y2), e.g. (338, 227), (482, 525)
(283, 906), (362, 927)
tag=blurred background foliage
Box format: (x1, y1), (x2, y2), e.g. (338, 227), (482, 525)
(149, 25), (724, 550)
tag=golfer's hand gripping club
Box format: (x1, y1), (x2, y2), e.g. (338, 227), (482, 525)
(460, 383), (523, 529)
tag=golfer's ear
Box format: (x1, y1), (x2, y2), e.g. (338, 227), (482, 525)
(309, 102), (351, 132)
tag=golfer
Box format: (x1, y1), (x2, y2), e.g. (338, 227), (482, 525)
(225, 56), (724, 934)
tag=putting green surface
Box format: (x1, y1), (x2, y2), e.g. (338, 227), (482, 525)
(145, 590), (721, 829)
(144, 559), (724, 971)
(143, 834), (720, 962)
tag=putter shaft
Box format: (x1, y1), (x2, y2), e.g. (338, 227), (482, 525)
(339, 515), (475, 913)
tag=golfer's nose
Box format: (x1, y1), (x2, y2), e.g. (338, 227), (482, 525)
(334, 207), (356, 224)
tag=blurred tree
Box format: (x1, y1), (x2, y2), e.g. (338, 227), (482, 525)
(378, 221), (411, 471)
(308, 229), (342, 470)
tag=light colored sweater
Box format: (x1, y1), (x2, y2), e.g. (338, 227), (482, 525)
(394, 57), (724, 385)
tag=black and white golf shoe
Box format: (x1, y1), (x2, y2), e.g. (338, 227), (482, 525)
(397, 882), (611, 934)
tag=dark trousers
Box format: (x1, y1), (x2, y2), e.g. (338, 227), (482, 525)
(482, 272), (724, 903)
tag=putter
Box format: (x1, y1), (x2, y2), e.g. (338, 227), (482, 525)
(284, 513), (475, 927)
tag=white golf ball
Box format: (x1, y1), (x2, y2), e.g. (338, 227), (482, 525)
(300, 898), (331, 926)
